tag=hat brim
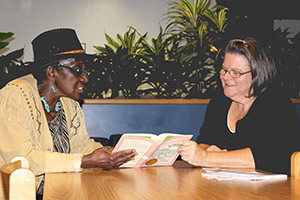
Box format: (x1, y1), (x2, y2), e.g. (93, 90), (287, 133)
(31, 53), (97, 69)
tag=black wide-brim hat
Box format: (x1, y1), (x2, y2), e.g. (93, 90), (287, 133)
(31, 28), (96, 68)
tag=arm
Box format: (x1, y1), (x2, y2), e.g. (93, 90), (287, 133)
(81, 146), (137, 169)
(199, 144), (210, 150)
(174, 140), (255, 168)
(248, 94), (300, 175)
(64, 98), (137, 170)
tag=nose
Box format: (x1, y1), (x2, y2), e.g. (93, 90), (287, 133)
(80, 73), (89, 83)
(220, 72), (231, 87)
(222, 71), (232, 80)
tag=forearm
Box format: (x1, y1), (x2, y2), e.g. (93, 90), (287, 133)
(203, 147), (255, 168)
(29, 151), (83, 175)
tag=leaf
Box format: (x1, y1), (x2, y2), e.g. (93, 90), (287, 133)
(117, 34), (126, 48)
(208, 44), (218, 52)
(105, 33), (120, 49)
(0, 42), (9, 50)
(0, 32), (14, 42)
(93, 45), (107, 53)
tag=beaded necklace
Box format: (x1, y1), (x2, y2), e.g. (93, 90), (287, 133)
(40, 96), (60, 118)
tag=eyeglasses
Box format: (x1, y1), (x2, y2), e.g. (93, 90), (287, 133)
(219, 67), (251, 78)
(57, 64), (90, 77)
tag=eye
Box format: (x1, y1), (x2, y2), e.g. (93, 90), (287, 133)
(73, 68), (81, 73)
(231, 70), (240, 75)
(220, 68), (226, 73)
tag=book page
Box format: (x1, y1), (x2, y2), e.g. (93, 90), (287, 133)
(147, 135), (193, 166)
(113, 135), (158, 167)
(123, 133), (158, 140)
(156, 133), (189, 143)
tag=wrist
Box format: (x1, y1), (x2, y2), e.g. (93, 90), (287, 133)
(81, 154), (94, 169)
(201, 150), (208, 166)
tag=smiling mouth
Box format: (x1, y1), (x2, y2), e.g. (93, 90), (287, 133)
(224, 82), (235, 87)
(77, 86), (85, 93)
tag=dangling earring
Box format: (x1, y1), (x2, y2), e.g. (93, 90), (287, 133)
(51, 85), (56, 93)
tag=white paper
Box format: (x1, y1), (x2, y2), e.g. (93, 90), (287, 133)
(202, 170), (287, 181)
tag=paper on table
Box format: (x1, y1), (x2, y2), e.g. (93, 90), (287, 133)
(201, 170), (287, 181)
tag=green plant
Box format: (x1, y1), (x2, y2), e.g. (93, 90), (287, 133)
(88, 27), (149, 98)
(89, 0), (229, 99)
(163, 0), (228, 97)
(0, 32), (14, 50)
(0, 32), (25, 88)
(139, 26), (189, 98)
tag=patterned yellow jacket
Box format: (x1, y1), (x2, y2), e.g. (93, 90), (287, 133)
(0, 74), (102, 188)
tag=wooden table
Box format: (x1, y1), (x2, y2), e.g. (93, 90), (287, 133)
(43, 161), (300, 200)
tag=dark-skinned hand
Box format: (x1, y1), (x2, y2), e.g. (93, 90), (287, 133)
(81, 146), (137, 170)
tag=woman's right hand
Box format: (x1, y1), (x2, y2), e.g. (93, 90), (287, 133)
(173, 140), (207, 166)
(81, 146), (137, 170)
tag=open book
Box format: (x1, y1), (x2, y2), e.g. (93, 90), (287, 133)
(112, 133), (193, 168)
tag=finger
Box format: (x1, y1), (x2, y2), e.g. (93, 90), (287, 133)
(122, 148), (136, 153)
(117, 149), (136, 157)
(112, 149), (136, 160)
(177, 145), (189, 153)
(180, 155), (192, 162)
(179, 144), (196, 153)
(114, 155), (136, 168)
(179, 150), (192, 157)
(173, 141), (182, 146)
(173, 139), (191, 145)
(112, 151), (137, 168)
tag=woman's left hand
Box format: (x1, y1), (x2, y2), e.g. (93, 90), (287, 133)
(206, 145), (227, 152)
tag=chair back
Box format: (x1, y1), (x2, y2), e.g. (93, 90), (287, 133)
(0, 156), (36, 200)
(291, 151), (300, 179)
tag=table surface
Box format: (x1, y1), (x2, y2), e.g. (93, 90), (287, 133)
(43, 161), (300, 200)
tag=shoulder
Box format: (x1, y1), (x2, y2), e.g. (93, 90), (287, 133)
(0, 74), (37, 98)
(256, 81), (293, 106)
(1, 74), (37, 92)
(254, 82), (299, 120)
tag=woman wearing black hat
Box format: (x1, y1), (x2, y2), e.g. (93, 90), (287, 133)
(0, 28), (137, 197)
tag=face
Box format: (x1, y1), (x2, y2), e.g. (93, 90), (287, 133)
(54, 58), (89, 100)
(220, 53), (252, 102)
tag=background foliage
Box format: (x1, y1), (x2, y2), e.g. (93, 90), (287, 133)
(0, 32), (26, 89)
(88, 0), (228, 99)
(1, 0), (299, 98)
